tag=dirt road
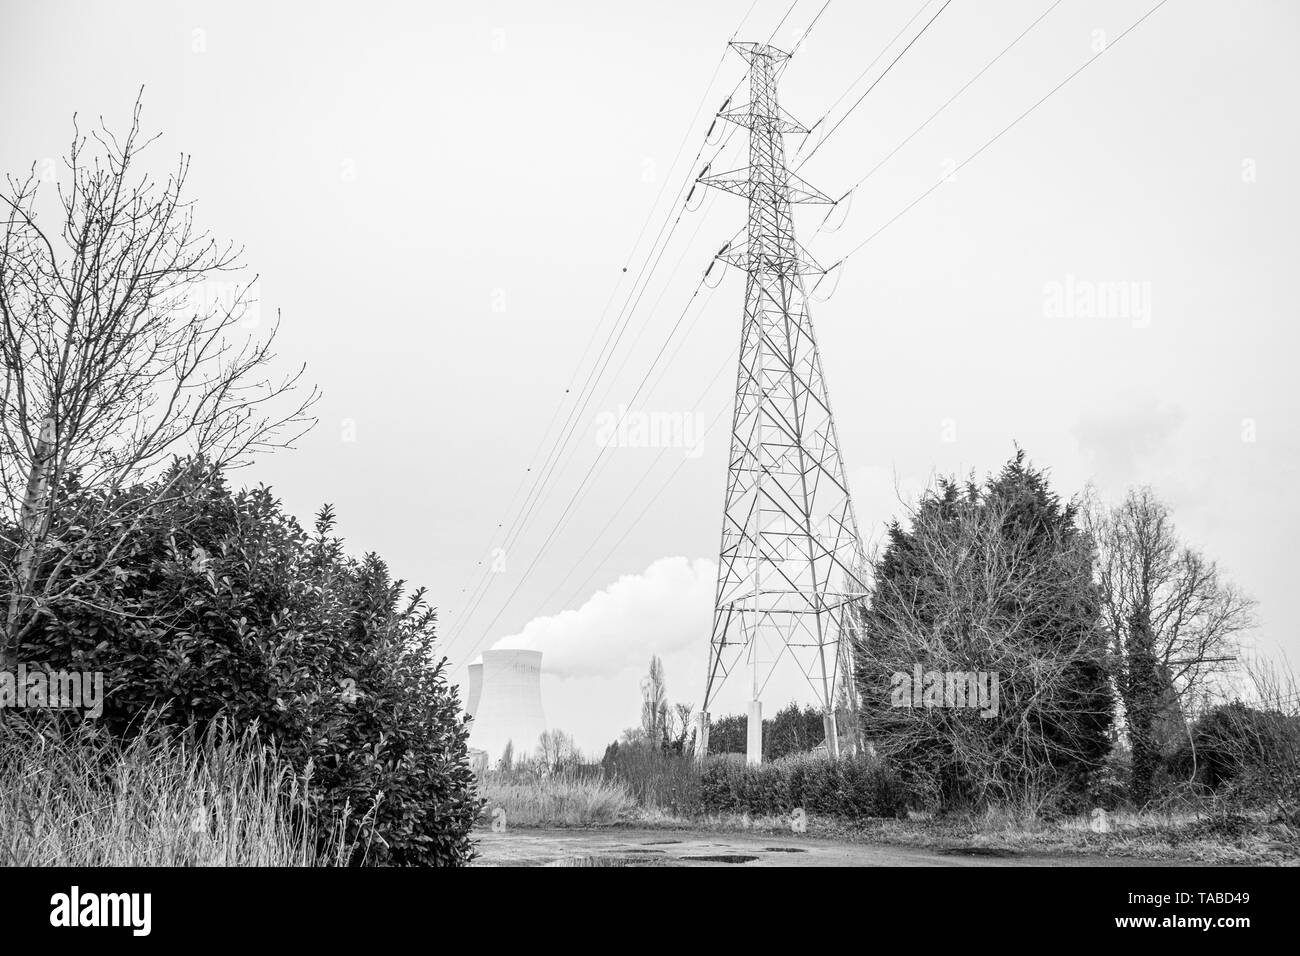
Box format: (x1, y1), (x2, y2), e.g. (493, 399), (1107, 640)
(473, 827), (1179, 867)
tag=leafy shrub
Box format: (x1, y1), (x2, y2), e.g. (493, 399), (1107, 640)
(1165, 700), (1300, 820)
(12, 461), (479, 866)
(696, 753), (906, 818)
(1172, 702), (1292, 786)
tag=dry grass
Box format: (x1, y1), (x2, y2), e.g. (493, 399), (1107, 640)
(600, 747), (703, 813)
(0, 719), (353, 866)
(795, 805), (1300, 865)
(477, 769), (636, 827)
(623, 801), (1299, 864)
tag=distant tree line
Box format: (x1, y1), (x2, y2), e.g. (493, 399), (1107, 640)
(707, 702), (828, 762)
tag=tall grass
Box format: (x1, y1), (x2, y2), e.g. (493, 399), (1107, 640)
(477, 768), (635, 827)
(601, 747), (706, 813)
(0, 719), (355, 866)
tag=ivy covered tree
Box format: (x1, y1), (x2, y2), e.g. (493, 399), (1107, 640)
(1085, 486), (1255, 805)
(855, 450), (1114, 810)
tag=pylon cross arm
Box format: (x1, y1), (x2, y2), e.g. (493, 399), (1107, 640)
(717, 103), (809, 134)
(717, 247), (827, 276)
(698, 168), (836, 206)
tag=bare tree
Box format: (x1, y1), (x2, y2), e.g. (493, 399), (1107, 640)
(1085, 486), (1255, 803)
(535, 729), (581, 773)
(639, 654), (669, 744)
(0, 96), (317, 662)
(671, 702), (694, 751)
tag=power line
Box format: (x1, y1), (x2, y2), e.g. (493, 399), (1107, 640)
(511, 225), (747, 613)
(558, 387), (735, 613)
(817, 0), (1172, 283)
(442, 149), (734, 654)
(443, 71), (748, 650)
(459, 350), (737, 697)
(816, 0), (1069, 231)
(790, 0), (832, 56)
(463, 356), (737, 692)
(622, 7), (756, 272)
(795, 0), (933, 163)
(443, 214), (721, 654)
(443, 46), (742, 633)
(526, 345), (739, 622)
(536, 257), (728, 551)
(585, 141), (741, 414)
(451, 229), (742, 663)
(442, 0), (775, 638)
(766, 0), (802, 45)
(446, 60), (758, 642)
(795, 0), (955, 170)
(447, 262), (724, 671)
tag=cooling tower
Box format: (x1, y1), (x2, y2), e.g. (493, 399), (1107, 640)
(465, 662), (483, 719)
(467, 649), (546, 764)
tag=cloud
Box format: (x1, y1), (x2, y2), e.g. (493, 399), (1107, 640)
(487, 556), (716, 754)
(490, 555), (715, 679)
(849, 464), (934, 552)
(1072, 396), (1186, 481)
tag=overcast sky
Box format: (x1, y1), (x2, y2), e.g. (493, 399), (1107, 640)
(4, 0), (1296, 753)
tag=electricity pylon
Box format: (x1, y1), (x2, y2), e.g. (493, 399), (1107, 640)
(696, 41), (867, 764)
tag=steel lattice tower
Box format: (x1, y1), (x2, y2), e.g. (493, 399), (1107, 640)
(696, 41), (867, 763)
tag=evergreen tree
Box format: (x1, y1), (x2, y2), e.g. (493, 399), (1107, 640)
(856, 450), (1114, 809)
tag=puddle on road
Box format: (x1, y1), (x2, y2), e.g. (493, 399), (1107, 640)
(547, 855), (676, 867)
(680, 854), (759, 864)
(940, 846), (1018, 858)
